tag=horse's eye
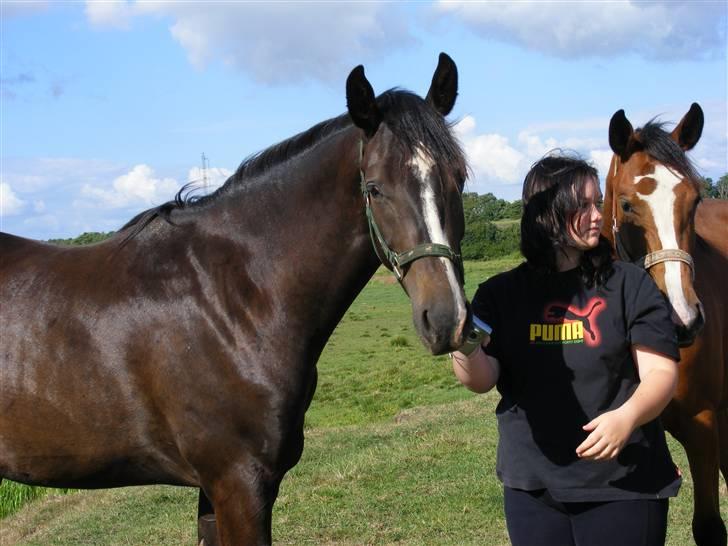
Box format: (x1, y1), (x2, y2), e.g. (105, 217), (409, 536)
(621, 200), (633, 213)
(366, 182), (382, 197)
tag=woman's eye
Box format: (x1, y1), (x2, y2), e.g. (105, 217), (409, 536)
(579, 200), (601, 211)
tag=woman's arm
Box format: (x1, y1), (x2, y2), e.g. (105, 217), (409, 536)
(575, 345), (678, 461)
(451, 343), (500, 394)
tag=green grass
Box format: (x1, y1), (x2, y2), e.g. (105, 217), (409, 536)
(0, 484), (75, 520)
(1, 257), (724, 545)
(491, 219), (519, 229)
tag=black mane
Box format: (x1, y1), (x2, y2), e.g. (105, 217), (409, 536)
(637, 120), (702, 184)
(119, 89), (466, 241)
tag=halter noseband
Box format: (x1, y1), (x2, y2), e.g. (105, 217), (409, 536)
(610, 185), (695, 281)
(358, 140), (463, 282)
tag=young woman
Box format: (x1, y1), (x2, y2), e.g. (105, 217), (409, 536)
(452, 153), (681, 546)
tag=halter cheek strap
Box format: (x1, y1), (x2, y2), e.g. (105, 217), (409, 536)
(358, 140), (463, 282)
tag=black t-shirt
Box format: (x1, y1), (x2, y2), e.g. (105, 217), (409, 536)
(471, 261), (681, 502)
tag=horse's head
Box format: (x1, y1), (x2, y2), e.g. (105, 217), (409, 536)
(605, 103), (705, 346)
(345, 53), (468, 355)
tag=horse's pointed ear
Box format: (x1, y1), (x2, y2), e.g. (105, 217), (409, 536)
(346, 65), (382, 137)
(609, 109), (635, 161)
(671, 102), (703, 151)
(426, 52), (458, 116)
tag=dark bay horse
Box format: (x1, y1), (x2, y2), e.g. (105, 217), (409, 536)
(0, 53), (469, 546)
(605, 103), (728, 546)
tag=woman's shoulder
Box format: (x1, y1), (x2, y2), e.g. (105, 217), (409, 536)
(608, 260), (652, 285)
(603, 261), (665, 303)
(476, 261), (529, 293)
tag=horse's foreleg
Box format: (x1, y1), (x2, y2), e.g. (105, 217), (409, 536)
(682, 409), (727, 546)
(197, 489), (219, 546)
(202, 463), (280, 546)
(717, 408), (728, 492)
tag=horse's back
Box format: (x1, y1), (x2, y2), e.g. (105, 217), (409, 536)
(1, 231), (60, 276)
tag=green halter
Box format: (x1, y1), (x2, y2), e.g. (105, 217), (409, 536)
(359, 140), (463, 281)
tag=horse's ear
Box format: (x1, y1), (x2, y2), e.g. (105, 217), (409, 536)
(609, 109), (635, 161)
(346, 65), (382, 137)
(426, 52), (458, 116)
(671, 102), (704, 151)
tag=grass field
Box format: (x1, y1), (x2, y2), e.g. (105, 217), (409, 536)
(1, 258), (725, 545)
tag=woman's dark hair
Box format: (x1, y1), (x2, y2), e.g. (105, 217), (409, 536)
(520, 150), (613, 287)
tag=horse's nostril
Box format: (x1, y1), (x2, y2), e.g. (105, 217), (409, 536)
(421, 309), (431, 332)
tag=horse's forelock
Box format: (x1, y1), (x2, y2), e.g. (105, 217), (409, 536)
(377, 90), (467, 188)
(636, 121), (702, 188)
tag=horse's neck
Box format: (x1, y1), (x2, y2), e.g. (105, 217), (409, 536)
(188, 128), (380, 343)
(696, 200), (728, 257)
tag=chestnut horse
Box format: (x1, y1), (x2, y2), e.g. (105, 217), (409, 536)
(605, 103), (728, 546)
(0, 54), (469, 546)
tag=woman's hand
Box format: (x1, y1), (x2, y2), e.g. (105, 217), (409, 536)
(576, 407), (636, 460)
(576, 346), (677, 461)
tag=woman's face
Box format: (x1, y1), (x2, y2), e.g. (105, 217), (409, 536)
(567, 177), (603, 251)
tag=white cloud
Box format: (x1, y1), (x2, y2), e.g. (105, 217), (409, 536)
(455, 115), (613, 196)
(436, 1), (726, 61)
(455, 116), (524, 185)
(84, 2), (413, 84)
(85, 1), (138, 30)
(0, 182), (25, 216)
(589, 150), (614, 181)
(81, 164), (180, 209)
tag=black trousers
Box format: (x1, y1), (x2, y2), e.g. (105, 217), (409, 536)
(503, 487), (669, 546)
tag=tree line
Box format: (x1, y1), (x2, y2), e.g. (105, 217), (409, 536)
(700, 174), (728, 199)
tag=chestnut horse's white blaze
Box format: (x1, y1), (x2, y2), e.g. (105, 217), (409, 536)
(634, 164), (699, 326)
(409, 145), (467, 329)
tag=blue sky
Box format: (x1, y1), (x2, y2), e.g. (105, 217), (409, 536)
(1, 1), (726, 240)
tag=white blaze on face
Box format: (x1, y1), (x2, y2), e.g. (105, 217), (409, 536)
(634, 164), (696, 325)
(408, 145), (467, 329)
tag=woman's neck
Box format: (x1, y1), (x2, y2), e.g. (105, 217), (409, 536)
(555, 245), (583, 272)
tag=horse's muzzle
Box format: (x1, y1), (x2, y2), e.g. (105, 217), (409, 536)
(413, 301), (468, 355)
(676, 308), (704, 348)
